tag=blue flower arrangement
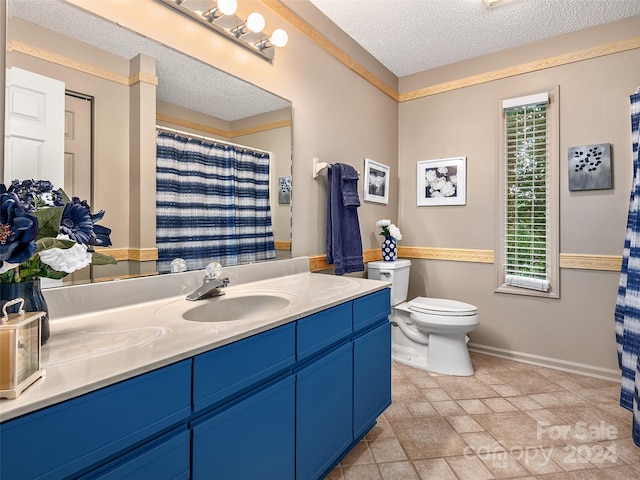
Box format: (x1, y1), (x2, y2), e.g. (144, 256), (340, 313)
(0, 180), (116, 283)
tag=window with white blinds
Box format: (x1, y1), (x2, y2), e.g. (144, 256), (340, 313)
(503, 92), (550, 292)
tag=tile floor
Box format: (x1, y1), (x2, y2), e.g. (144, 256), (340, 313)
(327, 353), (640, 480)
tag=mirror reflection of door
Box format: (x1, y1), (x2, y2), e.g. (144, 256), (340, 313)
(4, 66), (64, 186)
(64, 92), (93, 284)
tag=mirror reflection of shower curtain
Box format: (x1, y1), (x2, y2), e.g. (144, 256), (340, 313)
(156, 132), (276, 273)
(616, 89), (640, 446)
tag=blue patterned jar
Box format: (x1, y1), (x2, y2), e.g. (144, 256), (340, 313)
(381, 236), (397, 262)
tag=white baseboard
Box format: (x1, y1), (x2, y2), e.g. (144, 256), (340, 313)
(468, 343), (621, 383)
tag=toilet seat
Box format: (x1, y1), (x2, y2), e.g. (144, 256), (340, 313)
(408, 297), (477, 316)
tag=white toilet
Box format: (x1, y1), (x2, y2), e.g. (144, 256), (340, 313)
(368, 259), (479, 376)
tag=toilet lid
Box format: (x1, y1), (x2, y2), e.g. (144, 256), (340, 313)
(408, 297), (477, 316)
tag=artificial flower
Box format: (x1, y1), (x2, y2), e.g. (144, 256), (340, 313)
(376, 219), (402, 242)
(39, 239), (92, 273)
(0, 188), (39, 271)
(0, 180), (116, 284)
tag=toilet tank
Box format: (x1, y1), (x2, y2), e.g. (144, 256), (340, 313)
(367, 259), (411, 306)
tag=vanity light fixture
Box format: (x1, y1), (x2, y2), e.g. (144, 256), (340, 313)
(159, 0), (288, 62)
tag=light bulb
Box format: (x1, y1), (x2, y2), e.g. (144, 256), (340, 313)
(246, 12), (265, 33)
(217, 0), (237, 16)
(270, 29), (288, 48)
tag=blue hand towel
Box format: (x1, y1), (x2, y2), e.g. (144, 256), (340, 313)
(326, 163), (364, 275)
(341, 164), (361, 207)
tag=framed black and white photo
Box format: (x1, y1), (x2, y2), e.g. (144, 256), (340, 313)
(417, 156), (466, 206)
(363, 158), (390, 204)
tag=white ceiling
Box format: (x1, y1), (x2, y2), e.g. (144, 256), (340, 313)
(308, 0), (640, 77)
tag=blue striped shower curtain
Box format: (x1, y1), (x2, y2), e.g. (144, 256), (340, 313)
(615, 90), (640, 446)
(156, 132), (276, 273)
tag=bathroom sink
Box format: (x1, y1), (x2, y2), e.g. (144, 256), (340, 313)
(181, 293), (292, 323)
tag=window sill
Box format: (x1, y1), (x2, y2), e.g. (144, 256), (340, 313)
(495, 284), (559, 299)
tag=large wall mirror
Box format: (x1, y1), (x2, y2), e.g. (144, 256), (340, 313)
(4, 0), (293, 285)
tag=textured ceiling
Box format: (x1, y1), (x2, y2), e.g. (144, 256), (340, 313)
(308, 0), (640, 77)
(8, 0), (291, 122)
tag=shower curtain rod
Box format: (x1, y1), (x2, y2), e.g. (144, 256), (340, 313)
(155, 125), (271, 155)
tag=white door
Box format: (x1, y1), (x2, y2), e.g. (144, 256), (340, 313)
(4, 67), (65, 187)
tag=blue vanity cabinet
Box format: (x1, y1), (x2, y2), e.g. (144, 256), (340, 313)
(296, 342), (353, 480)
(294, 302), (354, 480)
(353, 290), (392, 440)
(192, 375), (295, 479)
(0, 360), (192, 480)
(0, 287), (392, 480)
(353, 321), (392, 439)
(190, 323), (296, 479)
(192, 322), (296, 412)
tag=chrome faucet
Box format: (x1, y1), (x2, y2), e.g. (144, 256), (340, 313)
(186, 262), (230, 301)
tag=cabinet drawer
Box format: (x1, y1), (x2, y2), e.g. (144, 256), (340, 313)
(90, 428), (190, 480)
(353, 289), (391, 331)
(193, 322), (295, 411)
(297, 302), (352, 360)
(192, 375), (295, 480)
(0, 360), (191, 480)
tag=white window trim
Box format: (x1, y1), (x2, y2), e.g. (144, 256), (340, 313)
(495, 86), (560, 299)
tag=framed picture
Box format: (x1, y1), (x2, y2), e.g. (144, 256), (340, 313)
(417, 156), (466, 206)
(278, 176), (291, 204)
(363, 158), (390, 204)
(568, 143), (612, 191)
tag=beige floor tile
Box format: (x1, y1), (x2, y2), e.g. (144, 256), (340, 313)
(406, 401), (440, 418)
(458, 398), (494, 414)
(382, 402), (414, 420)
(489, 384), (523, 397)
(445, 455), (495, 479)
(563, 373), (619, 389)
(549, 390), (590, 406)
(340, 440), (374, 466)
(433, 376), (500, 400)
(342, 463), (382, 480)
(578, 388), (619, 404)
(377, 461), (420, 480)
(446, 414), (485, 433)
(368, 437), (408, 463)
(599, 464), (640, 479)
(495, 370), (565, 394)
(482, 397), (519, 413)
(366, 416), (397, 441)
(514, 447), (564, 475)
(431, 400), (466, 416)
(420, 387), (452, 402)
(507, 395), (544, 411)
(477, 450), (531, 478)
(599, 438), (640, 464)
(474, 372), (506, 386)
(534, 469), (615, 479)
(460, 431), (505, 454)
(546, 443), (598, 471)
(390, 416), (468, 459)
(326, 466), (345, 479)
(528, 392), (569, 408)
(392, 378), (428, 402)
(345, 355), (632, 479)
(413, 458), (458, 480)
(473, 411), (564, 449)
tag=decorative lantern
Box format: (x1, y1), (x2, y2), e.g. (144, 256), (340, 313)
(0, 298), (46, 399)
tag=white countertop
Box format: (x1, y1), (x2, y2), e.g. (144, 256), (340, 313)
(0, 271), (389, 422)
